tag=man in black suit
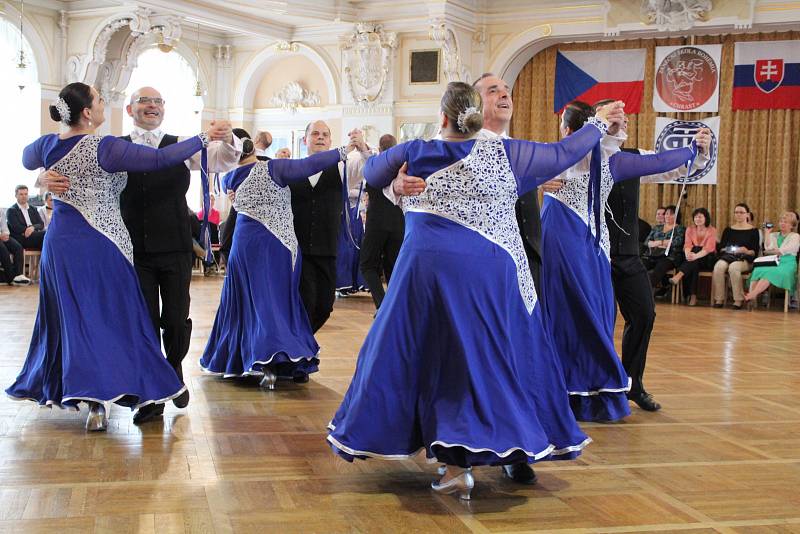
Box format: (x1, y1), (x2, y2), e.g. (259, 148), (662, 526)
(43, 86), (240, 424)
(7, 185), (46, 250)
(0, 207), (30, 285)
(289, 120), (369, 333)
(359, 134), (404, 310)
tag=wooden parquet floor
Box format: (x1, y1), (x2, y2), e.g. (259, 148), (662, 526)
(1, 277), (800, 533)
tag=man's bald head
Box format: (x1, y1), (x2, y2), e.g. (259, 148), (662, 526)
(127, 86), (165, 130)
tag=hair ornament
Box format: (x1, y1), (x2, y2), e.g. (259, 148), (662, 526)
(456, 106), (479, 133)
(54, 98), (71, 125)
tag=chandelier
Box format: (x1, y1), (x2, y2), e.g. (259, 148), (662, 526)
(15, 0), (28, 90)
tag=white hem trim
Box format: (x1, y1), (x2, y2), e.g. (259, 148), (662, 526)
(6, 384), (187, 411)
(326, 432), (592, 463)
(568, 377), (632, 396)
(200, 350), (319, 379)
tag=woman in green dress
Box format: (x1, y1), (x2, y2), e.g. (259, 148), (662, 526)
(745, 211), (800, 305)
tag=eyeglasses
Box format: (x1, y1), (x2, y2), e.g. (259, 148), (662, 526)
(135, 97), (165, 105)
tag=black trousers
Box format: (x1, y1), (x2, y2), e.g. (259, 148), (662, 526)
(643, 255), (676, 288)
(611, 255), (656, 396)
(15, 230), (45, 251)
(220, 207), (237, 262)
(0, 237), (23, 283)
(300, 254), (337, 333)
(359, 222), (404, 309)
(523, 240), (542, 302)
(134, 251), (193, 381)
(677, 255), (715, 298)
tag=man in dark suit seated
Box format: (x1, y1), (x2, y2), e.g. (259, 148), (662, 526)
(0, 207), (30, 285)
(7, 185), (45, 250)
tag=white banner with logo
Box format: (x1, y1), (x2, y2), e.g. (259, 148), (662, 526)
(653, 44), (722, 112)
(650, 116), (720, 185)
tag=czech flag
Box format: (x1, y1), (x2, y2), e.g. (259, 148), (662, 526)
(553, 49), (646, 114)
(733, 40), (800, 110)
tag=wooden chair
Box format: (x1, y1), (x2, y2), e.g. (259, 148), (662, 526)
(23, 250), (41, 282)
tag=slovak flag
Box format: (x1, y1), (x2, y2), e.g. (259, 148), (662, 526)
(553, 49), (646, 114)
(733, 40), (800, 110)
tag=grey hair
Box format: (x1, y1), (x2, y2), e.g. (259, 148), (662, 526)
(472, 72), (496, 87)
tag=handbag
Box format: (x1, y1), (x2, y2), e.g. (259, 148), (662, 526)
(753, 254), (779, 267)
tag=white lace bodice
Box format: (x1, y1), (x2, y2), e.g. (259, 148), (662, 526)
(51, 135), (133, 263)
(545, 155), (614, 260)
(401, 138), (536, 314)
(233, 161), (298, 268)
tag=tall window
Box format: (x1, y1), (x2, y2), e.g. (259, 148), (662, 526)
(0, 18), (40, 207)
(123, 48), (203, 210)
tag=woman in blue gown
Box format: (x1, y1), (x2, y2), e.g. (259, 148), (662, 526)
(540, 101), (709, 422)
(6, 82), (217, 431)
(327, 82), (624, 500)
(200, 129), (352, 388)
(335, 182), (367, 295)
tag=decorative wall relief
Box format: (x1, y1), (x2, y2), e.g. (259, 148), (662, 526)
(270, 81), (321, 113)
(429, 18), (470, 83)
(341, 22), (397, 106)
(641, 0), (712, 32)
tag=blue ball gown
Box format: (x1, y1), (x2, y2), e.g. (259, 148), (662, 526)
(328, 121), (607, 468)
(200, 148), (348, 381)
(335, 186), (366, 293)
(541, 141), (697, 422)
(6, 133), (206, 410)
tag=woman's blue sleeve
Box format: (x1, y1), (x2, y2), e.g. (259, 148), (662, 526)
(363, 142), (413, 188)
(267, 148), (344, 187)
(503, 122), (603, 195)
(609, 147), (694, 183)
(97, 136), (203, 173)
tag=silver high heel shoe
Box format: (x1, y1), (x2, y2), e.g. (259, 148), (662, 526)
(431, 468), (474, 500)
(85, 402), (108, 432)
(259, 370), (278, 390)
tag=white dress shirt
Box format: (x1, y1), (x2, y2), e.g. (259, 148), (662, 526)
(128, 126), (243, 173)
(304, 148), (369, 190)
(16, 203), (32, 226)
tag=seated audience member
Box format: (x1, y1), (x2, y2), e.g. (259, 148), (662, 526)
(711, 203), (760, 309)
(744, 211), (800, 306)
(643, 205), (684, 296)
(653, 206), (665, 227)
(7, 185), (46, 250)
(38, 192), (54, 229)
(275, 148), (291, 159)
(0, 208), (30, 285)
(670, 207), (717, 306)
(197, 194), (221, 244)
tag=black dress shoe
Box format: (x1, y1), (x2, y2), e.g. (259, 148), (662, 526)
(173, 388), (190, 409)
(654, 287), (670, 299)
(133, 403), (164, 425)
(501, 463), (537, 485)
(627, 392), (661, 412)
(292, 373), (309, 384)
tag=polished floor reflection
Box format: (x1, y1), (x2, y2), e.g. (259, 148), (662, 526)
(1, 277), (799, 533)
